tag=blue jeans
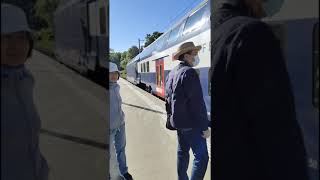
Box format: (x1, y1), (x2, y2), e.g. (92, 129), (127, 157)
(109, 123), (128, 176)
(177, 129), (209, 180)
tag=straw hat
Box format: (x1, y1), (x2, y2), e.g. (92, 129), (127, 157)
(173, 42), (201, 60)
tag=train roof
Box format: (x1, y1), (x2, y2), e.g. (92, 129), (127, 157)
(168, 0), (209, 33)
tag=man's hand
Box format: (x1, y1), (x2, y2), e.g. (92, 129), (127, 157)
(202, 128), (211, 139)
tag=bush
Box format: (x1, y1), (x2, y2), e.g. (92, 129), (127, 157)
(120, 70), (127, 79)
(34, 28), (55, 58)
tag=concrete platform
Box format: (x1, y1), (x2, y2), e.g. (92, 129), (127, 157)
(109, 78), (211, 180)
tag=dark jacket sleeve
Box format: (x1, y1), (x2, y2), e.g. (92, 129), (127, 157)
(232, 21), (308, 180)
(182, 68), (209, 131)
(165, 73), (172, 115)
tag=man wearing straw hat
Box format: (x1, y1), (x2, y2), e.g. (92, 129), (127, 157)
(1, 3), (49, 180)
(165, 42), (210, 180)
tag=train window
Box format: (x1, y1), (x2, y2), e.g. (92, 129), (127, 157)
(150, 43), (156, 55)
(154, 37), (163, 52)
(182, 4), (207, 36)
(142, 50), (149, 60)
(313, 23), (319, 108)
(142, 43), (156, 59)
(156, 33), (169, 52)
(167, 25), (181, 45)
(145, 63), (147, 73)
(140, 51), (146, 60)
(154, 37), (162, 52)
(147, 62), (150, 72)
(99, 7), (106, 35)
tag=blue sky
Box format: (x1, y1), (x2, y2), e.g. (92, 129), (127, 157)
(110, 0), (204, 52)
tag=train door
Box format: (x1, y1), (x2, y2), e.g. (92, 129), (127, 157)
(156, 59), (165, 98)
(135, 61), (140, 84)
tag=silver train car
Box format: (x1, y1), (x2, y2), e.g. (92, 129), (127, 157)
(54, 0), (108, 76)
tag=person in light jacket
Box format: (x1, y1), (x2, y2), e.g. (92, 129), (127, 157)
(1, 3), (49, 180)
(109, 62), (133, 180)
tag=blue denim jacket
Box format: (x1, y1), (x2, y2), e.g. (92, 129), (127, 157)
(109, 82), (125, 130)
(1, 65), (49, 180)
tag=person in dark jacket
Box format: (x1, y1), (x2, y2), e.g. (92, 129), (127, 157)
(211, 0), (309, 180)
(165, 42), (211, 180)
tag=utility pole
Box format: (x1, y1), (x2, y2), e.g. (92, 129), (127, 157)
(138, 38), (144, 53)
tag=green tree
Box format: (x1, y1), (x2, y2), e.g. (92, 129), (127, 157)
(34, 0), (60, 29)
(116, 52), (122, 62)
(30, 0), (59, 56)
(120, 59), (129, 71)
(118, 45), (139, 71)
(144, 31), (163, 47)
(119, 51), (128, 70)
(120, 51), (128, 62)
(109, 51), (122, 68)
(127, 46), (139, 60)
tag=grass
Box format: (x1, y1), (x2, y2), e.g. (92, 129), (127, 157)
(120, 70), (127, 79)
(34, 39), (55, 58)
(33, 28), (55, 58)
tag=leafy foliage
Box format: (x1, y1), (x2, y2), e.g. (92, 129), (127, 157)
(144, 31), (163, 47)
(34, 0), (60, 29)
(127, 46), (139, 60)
(109, 51), (122, 68)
